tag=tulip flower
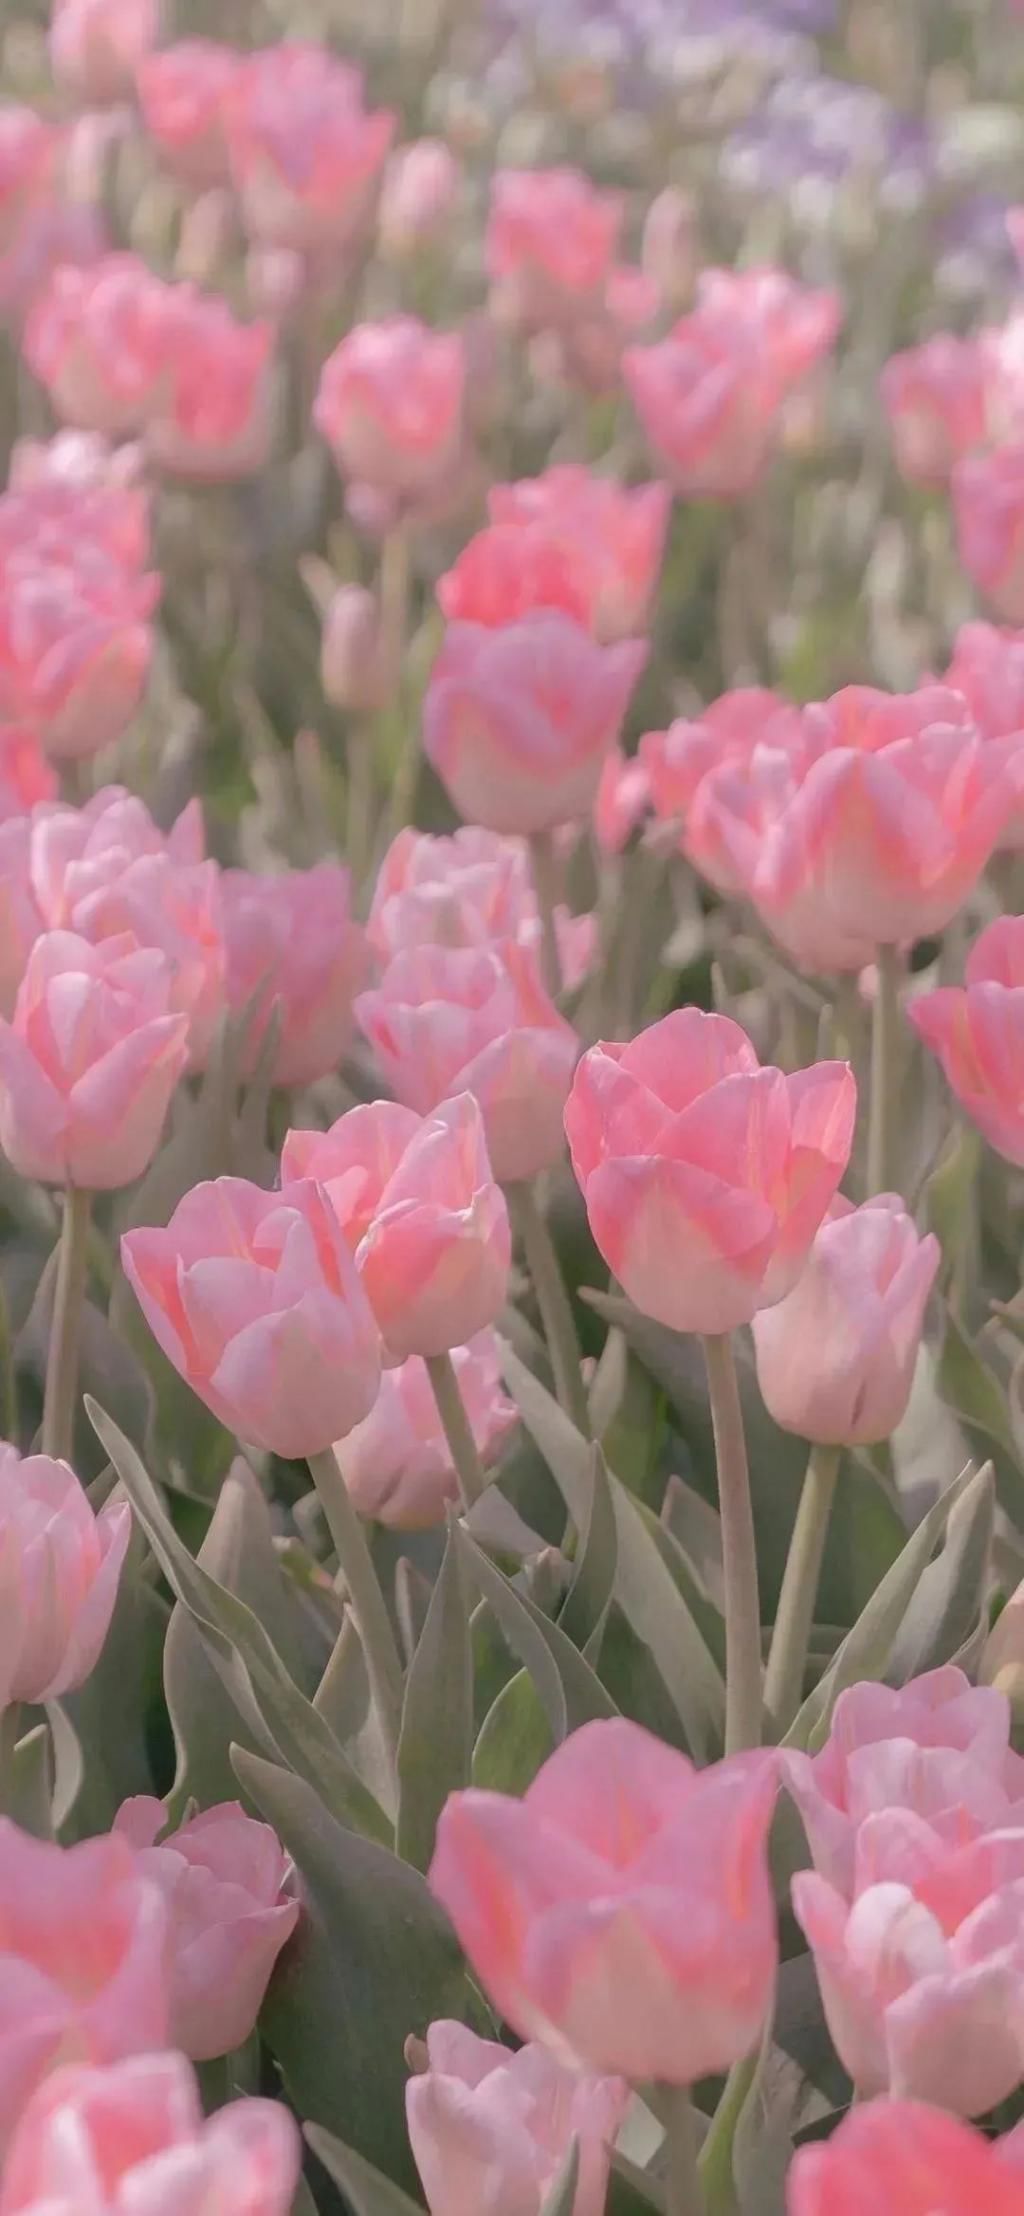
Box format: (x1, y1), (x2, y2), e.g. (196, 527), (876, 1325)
(0, 818), (44, 1016)
(464, 465), (670, 643)
(0, 726), (55, 824)
(49, 0), (159, 107)
(137, 40), (240, 187)
(315, 317), (467, 504)
(909, 915), (1024, 1166)
(0, 2053), (300, 2215)
(113, 1799), (298, 2061)
(788, 2098), (1024, 2215)
(342, 1333), (516, 1528)
(320, 584), (391, 714)
(0, 1448), (130, 1709)
(0, 556), (157, 763)
(881, 335), (992, 488)
(954, 442), (1024, 624)
(593, 747), (650, 855)
(24, 256), (178, 438)
(224, 41), (394, 254)
(487, 168), (622, 329)
(378, 140), (460, 260)
(221, 863), (367, 1088)
(144, 290), (274, 483)
(368, 827), (594, 986)
(430, 1719), (778, 2083)
(407, 2021), (628, 2216)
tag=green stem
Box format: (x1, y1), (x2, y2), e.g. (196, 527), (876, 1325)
(701, 1334), (762, 1755)
(42, 1186), (92, 1462)
(306, 1450), (404, 1767)
(425, 1352), (486, 1510)
(763, 1444), (842, 1733)
(698, 2053), (758, 2215)
(509, 1183), (591, 1438)
(867, 945), (902, 1197)
(527, 831), (564, 1000)
(663, 2085), (705, 2216)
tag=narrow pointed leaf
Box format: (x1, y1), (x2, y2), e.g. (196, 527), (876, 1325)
(397, 1531), (473, 1872)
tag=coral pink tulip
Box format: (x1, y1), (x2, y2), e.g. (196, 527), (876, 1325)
(430, 1719), (778, 2082)
(424, 612), (646, 836)
(24, 256), (177, 437)
(221, 863), (367, 1089)
(481, 466), (670, 643)
(0, 1824), (168, 2150)
(136, 41), (239, 188)
(113, 1798), (297, 2062)
(145, 290), (274, 482)
(565, 1009), (856, 1335)
(783, 1667), (1024, 1897)
(224, 42), (394, 254)
(438, 524), (594, 635)
(343, 1333), (516, 1528)
(407, 2021), (628, 2216)
(487, 168), (622, 328)
(954, 442), (1024, 623)
(0, 1447), (130, 1707)
(909, 915), (1024, 1166)
(121, 1175), (381, 1458)
(0, 556), (156, 762)
(368, 827), (594, 986)
(378, 140), (460, 259)
(881, 335), (992, 488)
(793, 1813), (1024, 2114)
(0, 2052), (300, 2215)
(787, 2098), (1024, 2216)
(283, 1094), (510, 1361)
(945, 620), (1024, 847)
(315, 317), (466, 505)
(357, 943), (579, 1184)
(751, 1194), (939, 1446)
(49, 0), (158, 107)
(0, 930), (188, 1188)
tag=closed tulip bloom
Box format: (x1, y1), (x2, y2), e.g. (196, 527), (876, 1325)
(113, 1798), (297, 2062)
(224, 42), (394, 254)
(782, 1667), (1024, 1897)
(368, 827), (594, 987)
(0, 930), (188, 1188)
(881, 336), (992, 488)
(788, 2098), (1024, 2216)
(424, 612), (646, 836)
(221, 863), (367, 1089)
(565, 1009), (856, 1336)
(484, 467), (670, 643)
(315, 317), (467, 503)
(407, 2021), (628, 2216)
(284, 1094), (510, 1360)
(954, 443), (1024, 624)
(121, 1176), (381, 1458)
(752, 1195), (939, 1446)
(357, 943), (579, 1184)
(320, 584), (391, 714)
(0, 2053), (300, 2216)
(49, 0), (158, 107)
(137, 41), (239, 188)
(430, 1719), (778, 2083)
(487, 168), (622, 328)
(145, 290), (275, 483)
(793, 1812), (1024, 2114)
(0, 1824), (169, 2150)
(642, 689), (805, 830)
(909, 914), (1024, 1167)
(24, 257), (177, 438)
(0, 557), (157, 762)
(343, 1334), (517, 1528)
(378, 140), (460, 259)
(0, 1448), (130, 1707)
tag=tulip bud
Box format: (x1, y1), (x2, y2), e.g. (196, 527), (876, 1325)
(378, 140), (461, 259)
(320, 583), (392, 713)
(981, 1581), (1024, 1714)
(641, 187), (697, 310)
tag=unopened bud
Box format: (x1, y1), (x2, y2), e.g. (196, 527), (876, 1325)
(641, 187), (697, 312)
(378, 139), (460, 260)
(320, 584), (391, 714)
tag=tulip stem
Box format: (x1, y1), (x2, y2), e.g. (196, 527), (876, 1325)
(425, 1352), (486, 1511)
(510, 1183), (591, 1438)
(867, 944), (902, 1197)
(306, 1450), (404, 1765)
(701, 1333), (762, 1755)
(528, 831), (564, 1000)
(698, 2052), (758, 2214)
(763, 1444), (842, 1733)
(42, 1186), (92, 1463)
(662, 2085), (705, 2216)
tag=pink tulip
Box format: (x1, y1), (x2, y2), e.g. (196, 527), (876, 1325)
(593, 747), (650, 855)
(0, 112), (59, 260)
(368, 827), (594, 987)
(343, 1333), (517, 1528)
(423, 613), (646, 836)
(565, 1009), (855, 1335)
(782, 1667), (1024, 1897)
(0, 2053), (300, 2215)
(113, 1798), (297, 2062)
(487, 168), (622, 328)
(751, 1195), (939, 1446)
(0, 553), (157, 762)
(137, 41), (239, 188)
(55, 855), (223, 1071)
(793, 1813), (1024, 2114)
(49, 0), (158, 107)
(378, 140), (460, 259)
(24, 256), (177, 437)
(788, 2098), (1024, 2216)
(438, 524), (594, 635)
(221, 863), (367, 1089)
(642, 689), (804, 829)
(954, 442), (1024, 623)
(224, 42), (394, 254)
(407, 2020), (628, 2216)
(357, 943), (579, 1184)
(30, 786), (204, 920)
(0, 1824), (168, 2150)
(0, 818), (43, 1015)
(430, 1719), (778, 2082)
(4, 434), (150, 572)
(0, 727), (55, 822)
(909, 914), (1024, 1166)
(144, 289), (274, 482)
(315, 317), (467, 505)
(121, 1175), (382, 1458)
(283, 1094), (510, 1360)
(944, 621), (1024, 847)
(881, 336), (992, 488)
(0, 929), (188, 1187)
(483, 467), (670, 643)
(320, 584), (390, 713)
(0, 1447), (130, 1706)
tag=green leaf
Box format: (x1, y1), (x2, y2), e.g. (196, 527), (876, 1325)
(88, 1401), (390, 1846)
(557, 1447), (617, 1661)
(234, 1750), (466, 2195)
(887, 1463), (995, 1681)
(540, 2140), (580, 2216)
(306, 2127), (426, 2216)
(473, 1667), (556, 1793)
(937, 1312), (1024, 1520)
(4, 1722), (53, 1839)
(397, 1531), (473, 1872)
(62, 1519), (167, 1838)
(456, 1523), (617, 1741)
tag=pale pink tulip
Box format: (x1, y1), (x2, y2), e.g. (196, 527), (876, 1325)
(320, 584), (390, 713)
(487, 168), (622, 329)
(423, 613), (646, 836)
(29, 786), (204, 921)
(881, 336), (992, 488)
(343, 1334), (517, 1528)
(0, 1824), (168, 2150)
(121, 1175), (382, 1458)
(284, 1094), (510, 1361)
(0, 555), (157, 762)
(782, 1667), (1024, 1897)
(357, 943), (579, 1184)
(4, 435), (150, 573)
(137, 41), (239, 188)
(24, 256), (177, 437)
(944, 621), (1024, 847)
(113, 1799), (297, 2062)
(787, 2098), (1024, 2216)
(0, 2053), (299, 2215)
(378, 140), (460, 259)
(55, 854), (223, 1070)
(0, 1447), (130, 1707)
(368, 827), (594, 986)
(221, 863), (367, 1089)
(315, 317), (467, 504)
(49, 0), (158, 107)
(482, 466), (670, 642)
(224, 42), (394, 254)
(565, 1009), (855, 1335)
(407, 2021), (628, 2216)
(954, 442), (1024, 623)
(909, 915), (1024, 1167)
(430, 1720), (778, 2083)
(0, 930), (188, 1187)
